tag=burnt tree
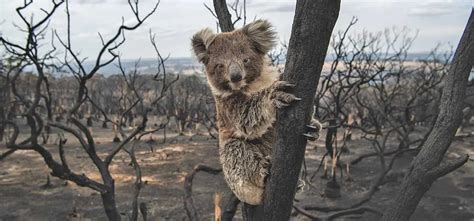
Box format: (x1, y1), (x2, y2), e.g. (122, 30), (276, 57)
(261, 0), (340, 220)
(0, 0), (176, 220)
(381, 10), (473, 221)
(209, 0), (340, 219)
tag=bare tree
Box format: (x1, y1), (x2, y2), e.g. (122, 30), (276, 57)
(381, 10), (473, 221)
(308, 21), (450, 196)
(288, 24), (453, 220)
(204, 0), (340, 219)
(0, 0), (177, 220)
(261, 1), (340, 220)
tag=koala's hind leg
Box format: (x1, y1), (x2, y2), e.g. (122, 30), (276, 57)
(219, 139), (271, 205)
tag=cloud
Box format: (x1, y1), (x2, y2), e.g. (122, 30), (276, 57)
(1, 0), (470, 58)
(77, 0), (106, 4)
(408, 1), (467, 17)
(263, 3), (295, 13)
(76, 0), (139, 4)
(245, 2), (295, 13)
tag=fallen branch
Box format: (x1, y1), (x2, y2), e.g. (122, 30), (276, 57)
(0, 148), (17, 161)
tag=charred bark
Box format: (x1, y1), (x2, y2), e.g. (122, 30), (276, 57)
(101, 189), (121, 221)
(381, 10), (473, 221)
(263, 0), (340, 220)
(213, 0), (234, 32)
(221, 193), (240, 221)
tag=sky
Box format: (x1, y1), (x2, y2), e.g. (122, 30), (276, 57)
(0, 0), (472, 59)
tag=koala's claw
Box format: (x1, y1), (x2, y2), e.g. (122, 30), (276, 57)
(272, 81), (299, 108)
(303, 119), (322, 141)
(273, 81), (296, 90)
(303, 133), (318, 141)
(274, 100), (290, 108)
(273, 92), (300, 108)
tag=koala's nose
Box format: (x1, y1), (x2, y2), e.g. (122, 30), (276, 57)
(229, 63), (243, 82)
(230, 72), (242, 82)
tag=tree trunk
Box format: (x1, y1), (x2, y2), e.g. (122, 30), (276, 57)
(162, 126), (167, 143)
(381, 10), (473, 221)
(263, 0), (340, 220)
(325, 119), (337, 157)
(100, 170), (121, 221)
(241, 203), (264, 221)
(0, 77), (7, 142)
(101, 190), (121, 221)
(211, 0), (339, 219)
(0, 107), (5, 142)
(221, 193), (240, 221)
(213, 0), (234, 32)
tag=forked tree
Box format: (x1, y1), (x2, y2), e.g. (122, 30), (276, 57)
(207, 0), (340, 220)
(209, 1), (472, 221)
(0, 0), (177, 220)
(382, 9), (473, 221)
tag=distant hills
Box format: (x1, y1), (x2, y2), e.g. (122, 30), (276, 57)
(79, 57), (202, 76)
(18, 52), (470, 78)
(77, 52), (442, 76)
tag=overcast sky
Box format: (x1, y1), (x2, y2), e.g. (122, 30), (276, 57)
(0, 0), (472, 59)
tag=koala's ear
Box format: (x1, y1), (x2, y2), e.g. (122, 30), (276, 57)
(191, 28), (216, 64)
(242, 19), (276, 55)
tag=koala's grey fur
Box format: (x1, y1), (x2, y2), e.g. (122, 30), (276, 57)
(192, 20), (319, 205)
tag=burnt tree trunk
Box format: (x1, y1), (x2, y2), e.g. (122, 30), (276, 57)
(0, 76), (7, 142)
(221, 193), (240, 221)
(241, 203), (264, 221)
(325, 119), (337, 158)
(211, 0), (339, 219)
(0, 102), (5, 142)
(263, 0), (340, 220)
(101, 190), (121, 221)
(213, 0), (234, 32)
(381, 10), (473, 221)
(101, 173), (121, 221)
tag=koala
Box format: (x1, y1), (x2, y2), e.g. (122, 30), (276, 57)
(191, 20), (320, 205)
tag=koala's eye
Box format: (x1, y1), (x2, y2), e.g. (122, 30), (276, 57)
(215, 63), (224, 69)
(243, 58), (250, 64)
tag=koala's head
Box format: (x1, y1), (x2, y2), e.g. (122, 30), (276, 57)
(191, 20), (276, 94)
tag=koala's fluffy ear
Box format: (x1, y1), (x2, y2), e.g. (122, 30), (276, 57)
(191, 28), (216, 64)
(242, 19), (276, 55)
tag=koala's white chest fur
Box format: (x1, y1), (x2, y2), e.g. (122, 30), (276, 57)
(216, 63), (280, 140)
(211, 63), (280, 205)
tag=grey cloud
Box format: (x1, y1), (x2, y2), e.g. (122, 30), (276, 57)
(156, 27), (195, 39)
(245, 1), (295, 13)
(76, 0), (140, 5)
(260, 3), (295, 13)
(408, 2), (468, 17)
(77, 0), (108, 4)
(267, 4), (294, 13)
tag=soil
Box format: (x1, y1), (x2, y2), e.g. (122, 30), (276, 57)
(0, 123), (473, 221)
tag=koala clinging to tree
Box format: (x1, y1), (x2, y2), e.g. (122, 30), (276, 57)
(191, 20), (320, 205)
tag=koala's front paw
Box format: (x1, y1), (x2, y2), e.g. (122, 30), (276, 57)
(303, 118), (322, 141)
(271, 81), (300, 108)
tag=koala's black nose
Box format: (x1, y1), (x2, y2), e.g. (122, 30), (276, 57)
(229, 63), (243, 82)
(230, 73), (243, 82)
